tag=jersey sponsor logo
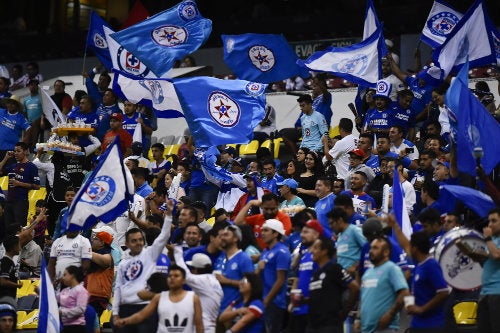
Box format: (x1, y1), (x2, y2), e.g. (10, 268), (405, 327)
(208, 91), (240, 128)
(152, 25), (188, 47)
(333, 54), (368, 75)
(81, 175), (116, 207)
(248, 45), (275, 72)
(178, 0), (199, 21)
(124, 259), (144, 281)
(428, 12), (460, 37)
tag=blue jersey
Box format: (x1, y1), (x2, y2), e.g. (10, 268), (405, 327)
(184, 245), (221, 266)
(389, 101), (418, 131)
(411, 257), (448, 329)
(156, 252), (171, 274)
(481, 237), (500, 295)
(363, 108), (393, 131)
(136, 182), (153, 198)
(294, 250), (317, 315)
(340, 190), (377, 213)
(0, 109), (30, 150)
(96, 104), (121, 140)
(231, 299), (264, 333)
(215, 250), (254, 312)
(361, 261), (409, 333)
(359, 236), (409, 277)
(260, 242), (291, 309)
(336, 224), (366, 270)
(313, 93), (333, 127)
(23, 94), (42, 122)
(66, 109), (99, 128)
(314, 193), (336, 234)
(349, 212), (366, 227)
(260, 174), (283, 195)
(405, 76), (436, 113)
(365, 154), (380, 175)
(300, 111), (328, 152)
(5, 162), (40, 201)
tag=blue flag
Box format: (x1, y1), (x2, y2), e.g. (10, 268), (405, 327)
(195, 146), (233, 182)
(173, 76), (267, 147)
(86, 12), (113, 70)
(392, 165), (412, 239)
(445, 60), (500, 176)
(363, 0), (380, 40)
(432, 0), (497, 77)
(65, 137), (135, 231)
(38, 259), (60, 333)
(439, 185), (496, 218)
(421, 0), (463, 49)
(221, 33), (309, 83)
(298, 25), (387, 86)
(112, 71), (184, 118)
(110, 0), (212, 77)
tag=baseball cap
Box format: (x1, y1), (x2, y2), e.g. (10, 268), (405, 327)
(262, 219), (285, 235)
(373, 79), (392, 100)
(226, 225), (243, 241)
(243, 171), (261, 180)
(110, 112), (124, 122)
(92, 225), (115, 238)
(276, 178), (298, 189)
(232, 157), (246, 167)
(0, 298), (16, 319)
(349, 148), (366, 159)
(222, 146), (237, 156)
(305, 219), (323, 235)
(186, 253), (212, 268)
(417, 66), (444, 86)
(437, 161), (450, 170)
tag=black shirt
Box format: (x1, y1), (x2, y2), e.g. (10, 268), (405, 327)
(0, 256), (18, 299)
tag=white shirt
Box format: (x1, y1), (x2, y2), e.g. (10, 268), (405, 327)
(114, 194), (146, 247)
(50, 234), (92, 279)
(327, 133), (358, 180)
(390, 139), (419, 161)
(384, 74), (405, 101)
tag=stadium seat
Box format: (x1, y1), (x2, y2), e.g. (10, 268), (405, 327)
(329, 125), (340, 138)
(17, 294), (38, 311)
(27, 188), (47, 223)
(16, 311), (27, 330)
(206, 216), (215, 227)
(20, 309), (39, 329)
(100, 309), (113, 328)
(453, 301), (477, 325)
(0, 176), (7, 191)
(164, 144), (180, 156)
(147, 148), (154, 161)
(260, 138), (282, 159)
(17, 280), (33, 298)
(239, 140), (259, 156)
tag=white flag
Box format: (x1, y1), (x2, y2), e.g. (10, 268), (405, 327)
(133, 123), (142, 143)
(39, 86), (66, 126)
(421, 0), (463, 49)
(37, 259), (60, 333)
(363, 0), (379, 40)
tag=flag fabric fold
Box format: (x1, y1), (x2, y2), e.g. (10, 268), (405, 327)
(392, 165), (413, 239)
(221, 33), (309, 83)
(86, 12), (113, 70)
(363, 0), (380, 40)
(421, 0), (463, 49)
(445, 60), (500, 176)
(112, 71), (184, 118)
(432, 0), (497, 77)
(439, 185), (496, 218)
(38, 259), (60, 333)
(297, 25), (387, 86)
(110, 0), (212, 77)
(65, 137), (135, 231)
(173, 76), (267, 147)
(39, 86), (66, 126)
(194, 146), (233, 182)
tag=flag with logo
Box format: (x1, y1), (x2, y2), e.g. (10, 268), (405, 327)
(38, 259), (60, 333)
(65, 137), (135, 231)
(440, 185), (495, 218)
(297, 25), (387, 86)
(86, 11), (113, 70)
(445, 60), (500, 176)
(432, 0), (497, 77)
(221, 34), (309, 83)
(112, 71), (184, 118)
(173, 76), (267, 147)
(421, 0), (463, 49)
(392, 165), (412, 239)
(363, 0), (380, 40)
(110, 0), (212, 77)
(39, 86), (66, 126)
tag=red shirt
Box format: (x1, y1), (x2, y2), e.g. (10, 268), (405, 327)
(101, 128), (132, 153)
(245, 211), (292, 250)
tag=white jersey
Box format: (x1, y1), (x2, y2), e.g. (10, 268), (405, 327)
(157, 291), (195, 333)
(327, 133), (358, 180)
(50, 234), (92, 279)
(114, 194), (145, 247)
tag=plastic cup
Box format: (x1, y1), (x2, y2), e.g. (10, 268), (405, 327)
(404, 295), (415, 308)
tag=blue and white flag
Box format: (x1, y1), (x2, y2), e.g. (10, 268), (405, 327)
(363, 0), (380, 40)
(440, 185), (495, 218)
(432, 0), (497, 77)
(173, 76), (267, 147)
(113, 71), (184, 118)
(392, 165), (412, 239)
(39, 86), (66, 126)
(86, 11), (113, 70)
(421, 0), (463, 49)
(298, 25), (387, 86)
(445, 60), (500, 176)
(65, 137), (135, 231)
(110, 0), (212, 77)
(221, 33), (309, 83)
(195, 146), (233, 182)
(38, 259), (60, 333)
(492, 28), (500, 66)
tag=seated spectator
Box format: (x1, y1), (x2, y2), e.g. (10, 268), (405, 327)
(278, 178), (305, 212)
(296, 151), (324, 207)
(0, 236), (22, 300)
(345, 149), (376, 190)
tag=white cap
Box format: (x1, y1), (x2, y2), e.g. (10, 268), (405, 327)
(262, 219), (285, 235)
(186, 253), (212, 268)
(92, 225), (115, 238)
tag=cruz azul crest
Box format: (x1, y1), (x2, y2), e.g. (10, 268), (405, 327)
(428, 12), (460, 37)
(208, 91), (241, 128)
(248, 45), (275, 72)
(93, 33), (107, 49)
(117, 47), (150, 76)
(178, 0), (199, 21)
(333, 54), (368, 75)
(81, 176), (116, 207)
(152, 25), (188, 47)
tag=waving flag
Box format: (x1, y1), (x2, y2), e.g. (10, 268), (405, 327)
(440, 185), (495, 218)
(221, 34), (309, 83)
(39, 86), (66, 126)
(38, 259), (60, 333)
(445, 60), (500, 176)
(86, 12), (113, 70)
(392, 166), (412, 239)
(432, 0), (497, 77)
(174, 76), (266, 147)
(110, 0), (212, 77)
(65, 137), (135, 231)
(421, 0), (463, 49)
(298, 25), (387, 86)
(113, 71), (183, 118)
(363, 0), (380, 40)
(195, 146), (233, 182)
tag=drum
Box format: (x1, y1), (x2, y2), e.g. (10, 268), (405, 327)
(434, 227), (486, 291)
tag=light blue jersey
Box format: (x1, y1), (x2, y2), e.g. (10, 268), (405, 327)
(300, 111), (328, 152)
(481, 237), (500, 295)
(336, 224), (366, 270)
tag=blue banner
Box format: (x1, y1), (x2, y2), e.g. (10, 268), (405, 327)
(86, 11), (113, 70)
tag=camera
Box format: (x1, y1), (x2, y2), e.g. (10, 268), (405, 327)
(405, 147), (414, 154)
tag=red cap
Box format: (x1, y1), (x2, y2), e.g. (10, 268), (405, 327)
(305, 219), (323, 235)
(349, 148), (366, 159)
(110, 113), (124, 122)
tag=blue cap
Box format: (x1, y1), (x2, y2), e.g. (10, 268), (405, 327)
(276, 178), (298, 189)
(437, 161), (450, 169)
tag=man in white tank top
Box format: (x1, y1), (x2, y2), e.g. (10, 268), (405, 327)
(115, 265), (204, 333)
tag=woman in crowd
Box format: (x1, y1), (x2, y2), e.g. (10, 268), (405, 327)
(57, 266), (89, 333)
(283, 159), (300, 180)
(296, 151), (324, 207)
(176, 161), (192, 196)
(165, 170), (186, 200)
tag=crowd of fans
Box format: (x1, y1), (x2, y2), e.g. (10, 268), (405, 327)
(0, 49), (499, 333)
